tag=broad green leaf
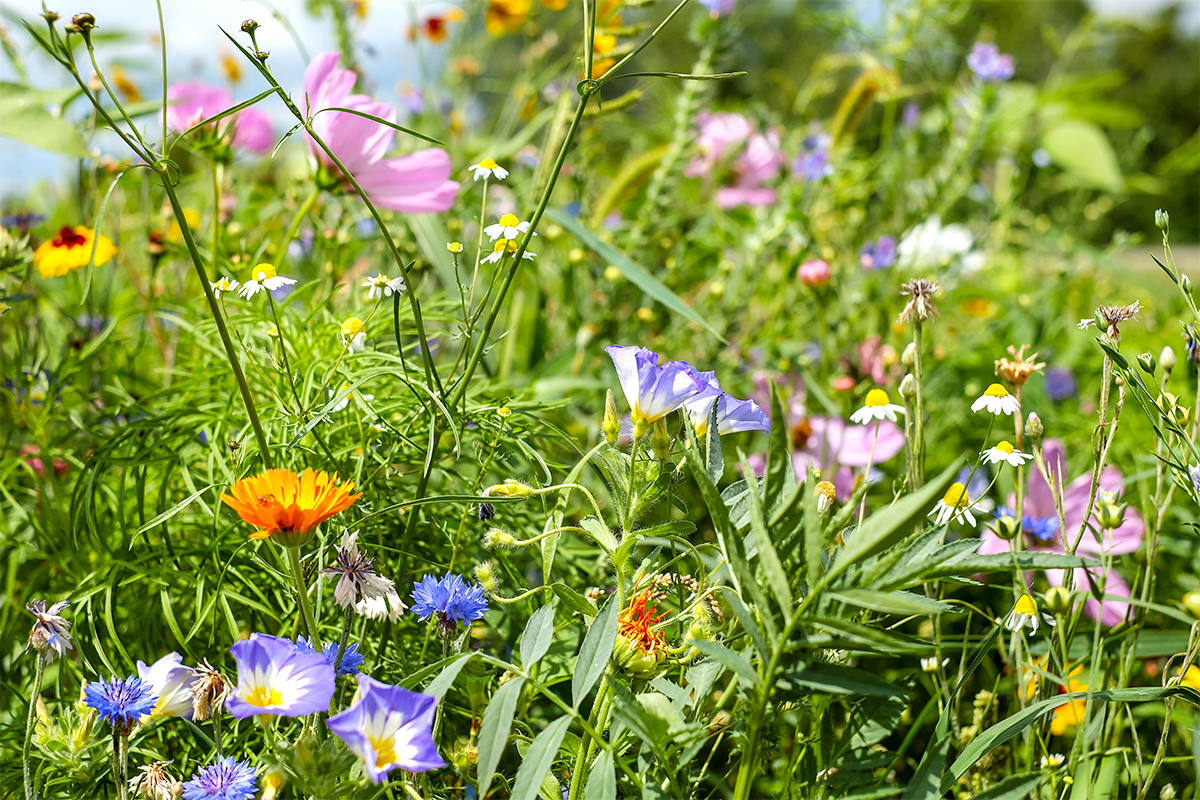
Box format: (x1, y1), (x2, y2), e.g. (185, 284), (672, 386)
(546, 207), (724, 340)
(509, 715), (572, 800)
(634, 520), (697, 540)
(704, 401), (723, 483)
(0, 82), (90, 157)
(966, 771), (1043, 799)
(520, 604), (557, 668)
(740, 450), (793, 610)
(690, 639), (758, 687)
(902, 735), (948, 800)
(553, 582), (597, 616)
(829, 589), (960, 616)
(572, 596), (619, 706)
(584, 751), (617, 800)
(922, 552), (1093, 579)
(1040, 118), (1123, 192)
(477, 675), (526, 797)
(581, 515), (618, 553)
(424, 653), (476, 701)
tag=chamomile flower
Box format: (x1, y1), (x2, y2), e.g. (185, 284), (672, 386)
(982, 440), (1032, 467)
(1040, 754), (1065, 769)
(209, 277), (239, 298)
(469, 158), (508, 182)
(930, 482), (976, 527)
(920, 657), (950, 672)
(484, 213), (535, 242)
(482, 238), (536, 264)
(849, 388), (905, 424)
(341, 317), (367, 354)
(971, 383), (1020, 416)
(1003, 593), (1055, 634)
(362, 274), (404, 300)
(238, 263), (296, 299)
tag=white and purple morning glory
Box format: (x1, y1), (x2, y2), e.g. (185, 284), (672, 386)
(967, 42), (1015, 83)
(326, 674), (446, 783)
(225, 633), (336, 719)
(136, 652), (199, 719)
(605, 345), (711, 435)
(683, 373), (771, 436)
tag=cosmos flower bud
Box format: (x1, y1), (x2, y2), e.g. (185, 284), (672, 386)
(651, 418), (672, 461)
(1182, 591), (1200, 621)
(602, 389), (620, 445)
(1025, 412), (1043, 443)
(1044, 586), (1073, 616)
(1137, 352), (1156, 376)
(1160, 346), (1176, 374)
(474, 561), (498, 593)
(898, 373), (916, 399)
(991, 514), (1020, 541)
(1155, 209), (1169, 231)
(901, 342), (917, 368)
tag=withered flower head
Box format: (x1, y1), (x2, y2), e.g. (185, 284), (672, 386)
(129, 760), (182, 799)
(898, 278), (940, 324)
(190, 660), (232, 722)
(995, 345), (1045, 389)
(27, 600), (73, 661)
(1078, 301), (1141, 345)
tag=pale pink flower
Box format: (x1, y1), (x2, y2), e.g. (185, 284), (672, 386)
(304, 52), (458, 213)
(716, 131), (784, 209)
(166, 81), (273, 154)
(797, 259), (831, 287)
(685, 111), (755, 178)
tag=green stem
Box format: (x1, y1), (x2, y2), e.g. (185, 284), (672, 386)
(23, 654), (46, 800)
(334, 606), (354, 674)
(158, 171), (273, 469)
(112, 731), (129, 800)
(278, 187), (320, 263)
(567, 676), (611, 800)
(286, 545), (320, 647)
(911, 321), (926, 488)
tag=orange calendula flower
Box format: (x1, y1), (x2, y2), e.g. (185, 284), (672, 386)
(485, 0), (532, 36)
(33, 226), (118, 278)
(221, 468), (361, 547)
(618, 586), (667, 658)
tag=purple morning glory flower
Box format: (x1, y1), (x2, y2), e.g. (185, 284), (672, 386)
(411, 573), (489, 628)
(605, 345), (709, 435)
(794, 130), (832, 182)
(327, 675), (446, 782)
(136, 652), (199, 719)
(902, 101), (920, 129)
(182, 756), (258, 800)
(860, 236), (897, 271)
(683, 372), (771, 436)
(967, 42), (1015, 83)
(1044, 366), (1077, 402)
(84, 676), (158, 729)
(225, 633), (335, 719)
(296, 636), (367, 677)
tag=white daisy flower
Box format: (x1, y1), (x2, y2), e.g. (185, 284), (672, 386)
(1003, 593), (1056, 634)
(971, 383), (1020, 416)
(210, 276), (239, 298)
(849, 388), (905, 424)
(482, 238), (537, 264)
(930, 482), (977, 527)
(982, 440), (1032, 467)
(920, 657), (950, 673)
(468, 157), (509, 182)
(362, 274), (405, 300)
(239, 263), (297, 299)
(484, 213), (536, 242)
(341, 317), (367, 354)
(1040, 754), (1065, 769)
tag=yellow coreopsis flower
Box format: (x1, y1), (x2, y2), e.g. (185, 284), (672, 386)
(485, 0), (532, 36)
(33, 226), (118, 278)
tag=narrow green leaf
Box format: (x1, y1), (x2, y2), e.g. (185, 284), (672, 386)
(584, 751), (617, 800)
(704, 401), (723, 483)
(553, 583), (597, 616)
(902, 736), (948, 800)
(510, 715), (573, 800)
(477, 675), (526, 797)
(740, 450), (793, 610)
(424, 653), (476, 701)
(779, 662), (908, 698)
(573, 596), (619, 706)
(546, 207), (724, 341)
(829, 589), (960, 616)
(690, 639), (759, 687)
(311, 105), (445, 146)
(520, 604), (557, 668)
(134, 484), (214, 539)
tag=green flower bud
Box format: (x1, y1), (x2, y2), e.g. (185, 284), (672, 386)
(899, 373), (916, 400)
(901, 342), (917, 369)
(991, 514), (1020, 541)
(1161, 346), (1177, 374)
(474, 560), (498, 593)
(1138, 352), (1157, 376)
(1044, 586), (1073, 616)
(1095, 492), (1127, 531)
(1183, 274), (1193, 296)
(1155, 209), (1169, 231)
(602, 388), (620, 445)
(651, 418), (672, 461)
(611, 634), (662, 679)
(70, 12), (95, 30)
(1182, 591), (1200, 621)
(1026, 412), (1043, 443)
(240, 18), (260, 33)
(482, 528), (518, 549)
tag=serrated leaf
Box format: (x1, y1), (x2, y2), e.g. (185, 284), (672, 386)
(520, 604), (557, 669)
(477, 676), (526, 797)
(509, 715), (572, 800)
(573, 596), (619, 706)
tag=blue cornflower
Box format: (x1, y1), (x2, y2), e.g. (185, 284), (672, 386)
(860, 236), (897, 271)
(995, 507), (1060, 544)
(182, 756), (258, 800)
(296, 636), (367, 677)
(84, 676), (157, 729)
(411, 573), (489, 626)
(1044, 366), (1077, 402)
(794, 130), (832, 183)
(966, 41), (1015, 83)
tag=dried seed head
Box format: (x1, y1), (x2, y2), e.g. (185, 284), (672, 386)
(190, 661), (232, 722)
(898, 278), (940, 324)
(994, 344), (1045, 388)
(129, 760), (182, 800)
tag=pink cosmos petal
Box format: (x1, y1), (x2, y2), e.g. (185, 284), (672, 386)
(1025, 438), (1066, 519)
(806, 416), (904, 468)
(717, 187), (777, 209)
(1060, 467), (1144, 557)
(977, 526), (1014, 556)
(355, 151), (460, 213)
(737, 131), (785, 184)
(231, 107), (274, 155)
(167, 81), (232, 133)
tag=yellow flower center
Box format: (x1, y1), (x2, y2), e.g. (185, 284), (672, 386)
(493, 240), (507, 253)
(478, 157), (499, 169)
(342, 317), (364, 336)
(216, 278), (233, 290)
(994, 440), (1014, 454)
(244, 684), (283, 707)
(815, 480), (836, 501)
(984, 383), (1010, 398)
(369, 734), (397, 769)
(505, 239), (519, 253)
(253, 263), (277, 281)
(498, 213), (519, 227)
(942, 482), (969, 509)
(865, 389), (890, 408)
(1014, 594), (1038, 616)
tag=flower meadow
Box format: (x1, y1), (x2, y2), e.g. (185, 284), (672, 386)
(2, 1), (1200, 798)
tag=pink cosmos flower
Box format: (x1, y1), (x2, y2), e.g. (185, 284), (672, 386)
(716, 131), (784, 209)
(685, 111), (755, 178)
(303, 52), (459, 213)
(166, 81), (273, 155)
(976, 439), (1143, 627)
